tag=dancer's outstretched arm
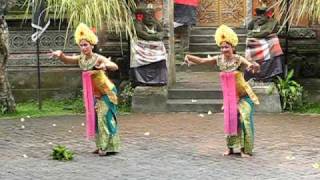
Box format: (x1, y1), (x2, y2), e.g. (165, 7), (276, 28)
(49, 50), (79, 64)
(184, 54), (217, 66)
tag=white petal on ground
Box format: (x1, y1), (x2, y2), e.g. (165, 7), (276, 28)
(23, 154), (28, 158)
(26, 115), (31, 118)
(81, 123), (85, 126)
(52, 124), (56, 127)
(144, 132), (150, 136)
(286, 155), (296, 160)
(312, 163), (320, 169)
(191, 99), (197, 103)
(48, 142), (53, 145)
(208, 110), (212, 115)
(68, 130), (72, 133)
(21, 125), (25, 129)
(20, 118), (25, 122)
(199, 114), (204, 118)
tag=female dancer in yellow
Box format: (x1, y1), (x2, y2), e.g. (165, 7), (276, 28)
(185, 25), (260, 157)
(49, 23), (120, 156)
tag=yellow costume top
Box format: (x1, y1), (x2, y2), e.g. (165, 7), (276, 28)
(216, 55), (259, 105)
(78, 53), (118, 105)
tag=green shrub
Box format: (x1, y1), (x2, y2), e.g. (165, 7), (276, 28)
(118, 82), (134, 112)
(276, 69), (303, 111)
(51, 145), (74, 161)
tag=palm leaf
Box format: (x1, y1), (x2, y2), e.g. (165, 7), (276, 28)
(24, 0), (137, 39)
(275, 0), (320, 29)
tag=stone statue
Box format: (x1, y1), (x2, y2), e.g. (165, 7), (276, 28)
(247, 6), (278, 38)
(245, 6), (283, 82)
(130, 3), (167, 86)
(135, 5), (164, 41)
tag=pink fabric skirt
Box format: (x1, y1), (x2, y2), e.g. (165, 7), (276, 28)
(82, 72), (96, 140)
(220, 72), (238, 135)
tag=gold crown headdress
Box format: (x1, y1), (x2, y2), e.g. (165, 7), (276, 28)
(214, 25), (238, 47)
(74, 23), (98, 45)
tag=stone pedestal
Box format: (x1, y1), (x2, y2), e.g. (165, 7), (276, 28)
(251, 82), (282, 113)
(299, 78), (320, 103)
(132, 86), (168, 112)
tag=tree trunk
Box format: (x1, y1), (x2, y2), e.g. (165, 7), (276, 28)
(0, 19), (16, 113)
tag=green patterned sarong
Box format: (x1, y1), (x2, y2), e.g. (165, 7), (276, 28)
(226, 96), (255, 155)
(95, 96), (120, 152)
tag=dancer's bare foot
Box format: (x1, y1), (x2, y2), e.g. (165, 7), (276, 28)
(240, 152), (252, 158)
(223, 148), (234, 156)
(98, 150), (108, 156)
(240, 148), (252, 158)
(92, 149), (99, 154)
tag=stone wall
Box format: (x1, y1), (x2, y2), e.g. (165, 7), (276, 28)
(281, 28), (320, 103)
(7, 28), (129, 102)
(279, 28), (320, 79)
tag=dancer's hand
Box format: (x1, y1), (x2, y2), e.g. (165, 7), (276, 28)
(48, 49), (63, 59)
(94, 61), (107, 70)
(183, 55), (194, 66)
(248, 62), (260, 74)
(183, 55), (190, 66)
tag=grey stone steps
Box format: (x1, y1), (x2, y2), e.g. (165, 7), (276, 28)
(166, 99), (223, 112)
(187, 51), (245, 58)
(168, 89), (222, 99)
(175, 63), (218, 72)
(166, 71), (223, 112)
(190, 34), (247, 43)
(174, 72), (221, 84)
(189, 42), (246, 52)
(191, 26), (247, 35)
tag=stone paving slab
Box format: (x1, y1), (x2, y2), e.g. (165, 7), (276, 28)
(0, 113), (320, 179)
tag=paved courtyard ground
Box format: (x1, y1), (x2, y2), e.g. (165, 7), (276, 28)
(0, 112), (320, 179)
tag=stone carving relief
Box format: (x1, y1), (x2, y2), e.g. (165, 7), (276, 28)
(197, 0), (219, 25)
(8, 30), (78, 66)
(220, 0), (246, 26)
(197, 0), (246, 27)
(278, 28), (317, 39)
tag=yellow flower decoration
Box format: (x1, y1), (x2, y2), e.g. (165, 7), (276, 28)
(214, 25), (238, 47)
(74, 23), (98, 45)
